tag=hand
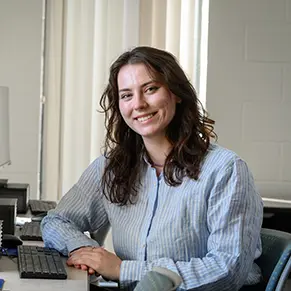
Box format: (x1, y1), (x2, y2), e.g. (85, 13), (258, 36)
(67, 246), (122, 280)
(69, 246), (98, 275)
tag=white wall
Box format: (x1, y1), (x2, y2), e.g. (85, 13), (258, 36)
(207, 0), (291, 199)
(0, 0), (43, 198)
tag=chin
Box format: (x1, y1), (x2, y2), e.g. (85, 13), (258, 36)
(131, 125), (165, 139)
(140, 131), (164, 139)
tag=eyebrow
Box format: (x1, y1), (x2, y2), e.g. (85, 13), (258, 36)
(118, 80), (156, 93)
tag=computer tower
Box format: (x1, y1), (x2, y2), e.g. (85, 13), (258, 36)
(0, 198), (17, 234)
(0, 183), (29, 213)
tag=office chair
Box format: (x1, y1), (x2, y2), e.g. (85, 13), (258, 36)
(254, 228), (291, 291)
(134, 267), (182, 291)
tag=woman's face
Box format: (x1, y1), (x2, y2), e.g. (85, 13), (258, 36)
(118, 63), (180, 141)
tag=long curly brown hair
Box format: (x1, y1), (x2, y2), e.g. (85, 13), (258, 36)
(100, 46), (215, 205)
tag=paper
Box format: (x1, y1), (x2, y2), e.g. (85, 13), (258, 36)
(0, 220), (3, 248)
(0, 278), (4, 290)
(16, 216), (31, 226)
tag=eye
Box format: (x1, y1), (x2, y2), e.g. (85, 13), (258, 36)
(120, 93), (132, 100)
(145, 86), (159, 94)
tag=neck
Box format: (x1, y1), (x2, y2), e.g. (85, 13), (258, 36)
(151, 162), (164, 167)
(143, 136), (172, 166)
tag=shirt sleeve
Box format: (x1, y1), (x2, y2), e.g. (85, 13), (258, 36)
(119, 158), (263, 291)
(41, 157), (110, 256)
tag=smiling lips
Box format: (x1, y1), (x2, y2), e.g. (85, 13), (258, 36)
(135, 112), (156, 122)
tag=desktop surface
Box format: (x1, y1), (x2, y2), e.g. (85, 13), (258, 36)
(0, 255), (88, 291)
(0, 226), (89, 291)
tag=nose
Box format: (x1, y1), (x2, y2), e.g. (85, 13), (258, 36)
(133, 92), (148, 110)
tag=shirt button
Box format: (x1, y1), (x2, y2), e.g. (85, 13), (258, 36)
(142, 244), (146, 248)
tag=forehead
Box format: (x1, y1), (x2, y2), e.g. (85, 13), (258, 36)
(117, 63), (156, 88)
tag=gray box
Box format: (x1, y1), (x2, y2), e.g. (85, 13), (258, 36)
(0, 198), (17, 234)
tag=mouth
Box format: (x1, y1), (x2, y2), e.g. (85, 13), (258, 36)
(135, 112), (157, 122)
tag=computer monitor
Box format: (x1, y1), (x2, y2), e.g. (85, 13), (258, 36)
(0, 86), (10, 170)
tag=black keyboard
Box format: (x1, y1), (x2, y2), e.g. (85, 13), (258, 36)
(17, 245), (67, 279)
(20, 222), (43, 241)
(29, 200), (57, 215)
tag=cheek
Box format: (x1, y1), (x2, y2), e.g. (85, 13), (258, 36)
(118, 103), (128, 118)
(156, 96), (171, 109)
(161, 99), (177, 116)
(157, 91), (177, 111)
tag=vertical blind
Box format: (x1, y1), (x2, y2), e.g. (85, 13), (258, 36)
(42, 0), (203, 200)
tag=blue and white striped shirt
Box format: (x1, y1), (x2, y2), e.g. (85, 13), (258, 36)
(41, 144), (263, 290)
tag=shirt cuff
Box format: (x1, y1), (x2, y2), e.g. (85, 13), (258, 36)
(66, 235), (100, 254)
(119, 260), (146, 289)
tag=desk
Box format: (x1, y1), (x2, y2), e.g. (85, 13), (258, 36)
(2, 197), (289, 290)
(0, 238), (89, 290)
(262, 197), (291, 213)
(262, 197), (291, 233)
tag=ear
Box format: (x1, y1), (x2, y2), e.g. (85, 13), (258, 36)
(175, 96), (182, 103)
(169, 91), (181, 103)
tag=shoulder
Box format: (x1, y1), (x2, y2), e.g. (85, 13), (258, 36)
(201, 143), (250, 177)
(78, 155), (107, 183)
(204, 143), (240, 165)
(89, 155), (107, 170)
(203, 145), (262, 210)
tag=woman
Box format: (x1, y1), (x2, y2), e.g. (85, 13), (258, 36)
(41, 46), (263, 290)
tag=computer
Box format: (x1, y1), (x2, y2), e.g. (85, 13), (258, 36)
(0, 198), (17, 234)
(0, 183), (29, 213)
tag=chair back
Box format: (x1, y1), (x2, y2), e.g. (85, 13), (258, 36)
(255, 228), (291, 290)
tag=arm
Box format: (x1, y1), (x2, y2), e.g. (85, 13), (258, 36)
(41, 157), (110, 256)
(119, 158), (263, 290)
